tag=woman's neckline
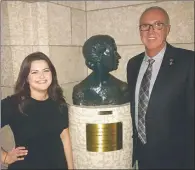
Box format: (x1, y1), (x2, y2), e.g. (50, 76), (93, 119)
(30, 96), (50, 103)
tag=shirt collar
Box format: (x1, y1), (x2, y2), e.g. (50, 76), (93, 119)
(144, 43), (167, 62)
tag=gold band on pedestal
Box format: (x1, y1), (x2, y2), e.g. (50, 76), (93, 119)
(86, 122), (123, 152)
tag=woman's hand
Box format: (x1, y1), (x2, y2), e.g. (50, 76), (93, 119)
(5, 146), (28, 165)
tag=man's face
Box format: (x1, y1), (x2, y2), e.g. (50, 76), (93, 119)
(101, 43), (121, 72)
(139, 9), (170, 53)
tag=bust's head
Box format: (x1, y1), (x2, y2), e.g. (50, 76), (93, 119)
(83, 35), (121, 72)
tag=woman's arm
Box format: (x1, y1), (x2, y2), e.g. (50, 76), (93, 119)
(60, 128), (74, 169)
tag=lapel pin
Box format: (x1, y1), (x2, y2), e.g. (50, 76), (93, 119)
(169, 58), (174, 65)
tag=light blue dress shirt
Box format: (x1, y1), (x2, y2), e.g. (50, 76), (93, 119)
(135, 44), (167, 129)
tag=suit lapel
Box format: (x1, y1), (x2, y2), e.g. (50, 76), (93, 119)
(147, 43), (175, 113)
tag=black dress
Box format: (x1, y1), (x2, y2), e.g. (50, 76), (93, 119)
(1, 95), (68, 169)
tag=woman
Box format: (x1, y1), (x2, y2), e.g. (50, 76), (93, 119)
(1, 52), (74, 169)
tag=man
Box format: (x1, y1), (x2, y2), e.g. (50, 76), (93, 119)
(127, 6), (194, 169)
(73, 34), (129, 106)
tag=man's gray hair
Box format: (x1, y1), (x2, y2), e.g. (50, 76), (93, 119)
(139, 6), (170, 25)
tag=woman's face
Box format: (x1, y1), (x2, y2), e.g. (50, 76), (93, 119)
(27, 60), (52, 94)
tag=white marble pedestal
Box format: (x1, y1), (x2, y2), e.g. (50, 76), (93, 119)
(68, 103), (133, 169)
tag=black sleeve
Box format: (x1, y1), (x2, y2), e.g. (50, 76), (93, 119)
(60, 104), (69, 129)
(1, 96), (14, 127)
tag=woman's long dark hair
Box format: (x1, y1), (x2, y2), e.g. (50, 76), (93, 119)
(14, 51), (66, 113)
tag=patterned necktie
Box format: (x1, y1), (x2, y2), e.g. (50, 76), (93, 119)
(138, 58), (155, 144)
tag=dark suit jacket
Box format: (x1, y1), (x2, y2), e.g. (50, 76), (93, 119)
(127, 43), (194, 169)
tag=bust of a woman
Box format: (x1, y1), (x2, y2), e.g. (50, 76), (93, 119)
(72, 35), (129, 106)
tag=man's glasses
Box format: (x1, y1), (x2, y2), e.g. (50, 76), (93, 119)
(139, 22), (168, 31)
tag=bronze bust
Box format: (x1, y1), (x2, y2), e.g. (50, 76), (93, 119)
(72, 35), (129, 106)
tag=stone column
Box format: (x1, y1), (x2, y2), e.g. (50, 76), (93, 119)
(68, 103), (132, 169)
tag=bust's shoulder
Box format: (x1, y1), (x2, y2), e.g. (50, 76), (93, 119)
(119, 81), (129, 94)
(109, 76), (130, 102)
(110, 75), (127, 84)
(72, 79), (90, 104)
(110, 76), (128, 90)
(73, 79), (89, 92)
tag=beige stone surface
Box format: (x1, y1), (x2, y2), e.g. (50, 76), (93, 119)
(172, 43), (194, 51)
(1, 1), (50, 45)
(61, 82), (81, 105)
(56, 1), (85, 10)
(5, 1), (27, 45)
(32, 46), (50, 56)
(1, 46), (14, 86)
(87, 6), (141, 45)
(21, 2), (37, 46)
(48, 3), (71, 45)
(49, 46), (87, 84)
(68, 103), (132, 169)
(12, 46), (33, 82)
(71, 9), (86, 45)
(35, 2), (49, 45)
(111, 45), (145, 82)
(0, 87), (14, 99)
(159, 1), (194, 43)
(6, 1), (38, 45)
(87, 1), (194, 45)
(86, 1), (154, 11)
(1, 1), (10, 45)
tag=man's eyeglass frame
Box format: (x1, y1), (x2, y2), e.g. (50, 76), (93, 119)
(139, 22), (169, 31)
